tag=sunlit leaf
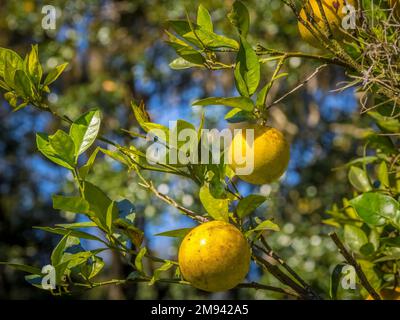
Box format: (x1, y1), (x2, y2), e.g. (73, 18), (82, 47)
(199, 185), (229, 222)
(70, 109), (101, 157)
(192, 96), (254, 111)
(348, 166), (372, 192)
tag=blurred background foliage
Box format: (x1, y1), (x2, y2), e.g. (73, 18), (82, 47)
(0, 0), (373, 299)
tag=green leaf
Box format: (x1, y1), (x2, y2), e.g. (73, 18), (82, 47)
(237, 195), (267, 218)
(377, 162), (389, 189)
(235, 36), (260, 96)
(131, 100), (152, 132)
(0, 47), (23, 79)
(192, 96), (254, 111)
(43, 62), (68, 86)
(52, 195), (90, 213)
(149, 261), (174, 285)
(79, 147), (100, 179)
(358, 260), (381, 293)
(106, 201), (118, 233)
(253, 219), (280, 232)
(224, 107), (254, 123)
(199, 185), (229, 222)
(51, 234), (70, 266)
(197, 4), (213, 32)
(169, 57), (203, 70)
(168, 19), (238, 50)
(344, 225), (368, 253)
(165, 30), (205, 64)
(14, 70), (33, 98)
(83, 181), (114, 229)
(368, 111), (400, 133)
(155, 228), (193, 238)
(0, 262), (42, 275)
(167, 40), (205, 65)
(135, 247), (147, 274)
(348, 166), (372, 192)
(56, 221), (97, 229)
(329, 263), (347, 299)
(349, 192), (400, 227)
(100, 147), (130, 167)
(84, 256), (104, 280)
(48, 130), (76, 167)
(36, 133), (74, 170)
(70, 109), (101, 157)
(228, 1), (250, 37)
(34, 226), (106, 243)
(256, 82), (269, 108)
(25, 44), (42, 86)
(234, 61), (249, 97)
(168, 20), (203, 48)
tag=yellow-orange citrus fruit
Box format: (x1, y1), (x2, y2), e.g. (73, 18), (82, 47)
(366, 287), (400, 300)
(298, 0), (357, 48)
(228, 124), (290, 185)
(178, 220), (251, 292)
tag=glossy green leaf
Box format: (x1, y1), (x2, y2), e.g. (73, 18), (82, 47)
(348, 166), (372, 192)
(192, 96), (254, 111)
(70, 109), (101, 157)
(43, 62), (68, 86)
(344, 225), (368, 253)
(169, 57), (203, 70)
(349, 192), (399, 227)
(237, 195), (267, 218)
(199, 185), (229, 222)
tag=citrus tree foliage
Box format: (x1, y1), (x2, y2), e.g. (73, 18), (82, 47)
(0, 1), (399, 300)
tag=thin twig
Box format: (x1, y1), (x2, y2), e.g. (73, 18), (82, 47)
(329, 232), (381, 300)
(267, 64), (328, 109)
(237, 282), (300, 298)
(257, 237), (321, 299)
